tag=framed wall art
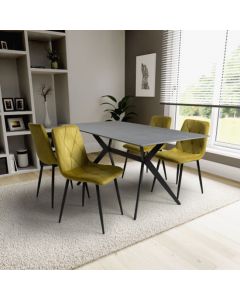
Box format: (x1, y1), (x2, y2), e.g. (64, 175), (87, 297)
(135, 53), (156, 97)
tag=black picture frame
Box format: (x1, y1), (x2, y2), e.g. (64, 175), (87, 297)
(15, 98), (25, 111)
(2, 98), (14, 111)
(0, 40), (8, 49)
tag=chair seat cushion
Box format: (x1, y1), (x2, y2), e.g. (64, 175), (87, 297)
(63, 162), (123, 185)
(156, 148), (203, 164)
(123, 143), (166, 153)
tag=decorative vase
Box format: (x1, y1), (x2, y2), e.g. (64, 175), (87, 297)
(44, 101), (51, 128)
(51, 61), (58, 69)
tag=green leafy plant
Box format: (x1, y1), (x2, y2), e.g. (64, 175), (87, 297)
(101, 95), (137, 121)
(47, 48), (60, 63)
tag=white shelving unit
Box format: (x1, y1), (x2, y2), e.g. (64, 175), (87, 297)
(0, 30), (70, 176)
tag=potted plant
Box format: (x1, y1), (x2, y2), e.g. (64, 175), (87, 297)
(101, 95), (136, 122)
(101, 95), (137, 149)
(47, 49), (60, 69)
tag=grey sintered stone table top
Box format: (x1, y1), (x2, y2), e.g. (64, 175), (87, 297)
(77, 122), (207, 147)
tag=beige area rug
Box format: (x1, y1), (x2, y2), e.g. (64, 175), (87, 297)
(0, 161), (239, 269)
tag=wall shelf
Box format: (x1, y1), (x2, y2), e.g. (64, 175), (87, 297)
(6, 130), (31, 136)
(31, 68), (68, 75)
(0, 30), (69, 177)
(0, 49), (27, 58)
(15, 165), (37, 174)
(4, 111), (33, 116)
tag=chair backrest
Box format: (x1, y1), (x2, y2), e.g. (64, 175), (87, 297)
(52, 125), (89, 176)
(29, 123), (57, 165)
(150, 115), (172, 129)
(176, 119), (210, 156)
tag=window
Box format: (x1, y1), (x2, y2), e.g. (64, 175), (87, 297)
(161, 30), (240, 152)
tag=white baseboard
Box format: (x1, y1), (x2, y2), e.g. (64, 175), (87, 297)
(184, 159), (240, 182)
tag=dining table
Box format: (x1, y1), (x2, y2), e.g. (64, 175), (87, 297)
(77, 121), (206, 220)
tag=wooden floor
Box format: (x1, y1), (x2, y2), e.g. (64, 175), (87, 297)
(2, 153), (240, 269)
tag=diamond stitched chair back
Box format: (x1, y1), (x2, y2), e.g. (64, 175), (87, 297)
(52, 125), (124, 234)
(122, 115), (172, 179)
(151, 119), (210, 199)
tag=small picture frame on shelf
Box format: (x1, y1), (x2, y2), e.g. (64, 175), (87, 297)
(15, 98), (25, 111)
(0, 41), (8, 50)
(7, 117), (25, 131)
(2, 98), (14, 111)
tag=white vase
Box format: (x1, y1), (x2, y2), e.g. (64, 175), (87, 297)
(44, 101), (51, 128)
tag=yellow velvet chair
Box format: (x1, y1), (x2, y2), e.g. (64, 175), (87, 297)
(151, 119), (210, 199)
(122, 115), (172, 178)
(52, 124), (124, 234)
(29, 124), (77, 209)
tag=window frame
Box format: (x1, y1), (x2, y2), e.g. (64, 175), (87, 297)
(165, 104), (240, 155)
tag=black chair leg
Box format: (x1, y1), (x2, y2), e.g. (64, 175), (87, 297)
(114, 179), (123, 215)
(96, 185), (105, 234)
(36, 162), (43, 197)
(146, 152), (148, 173)
(196, 160), (203, 193)
(133, 161), (145, 220)
(162, 160), (167, 180)
(85, 183), (90, 198)
(177, 164), (183, 200)
(176, 164), (179, 184)
(82, 183), (86, 206)
(51, 165), (55, 209)
(70, 180), (73, 189)
(59, 179), (69, 223)
(151, 159), (161, 192)
(122, 150), (129, 178)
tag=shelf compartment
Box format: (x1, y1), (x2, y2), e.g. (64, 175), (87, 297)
(0, 31), (25, 51)
(7, 134), (37, 170)
(0, 56), (33, 111)
(31, 68), (68, 75)
(27, 30), (66, 42)
(0, 49), (27, 59)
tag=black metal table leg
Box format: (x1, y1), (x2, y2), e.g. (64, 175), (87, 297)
(162, 160), (167, 180)
(151, 158), (161, 192)
(114, 179), (123, 215)
(122, 150), (129, 178)
(177, 164), (183, 200)
(108, 139), (115, 166)
(133, 147), (145, 220)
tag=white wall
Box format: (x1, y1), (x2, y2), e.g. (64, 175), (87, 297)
(66, 30), (125, 151)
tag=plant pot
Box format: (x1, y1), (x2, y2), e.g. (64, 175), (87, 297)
(51, 61), (58, 69)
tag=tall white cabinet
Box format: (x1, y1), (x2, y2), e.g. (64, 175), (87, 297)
(0, 30), (69, 176)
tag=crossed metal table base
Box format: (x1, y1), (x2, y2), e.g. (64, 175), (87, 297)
(92, 135), (181, 220)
